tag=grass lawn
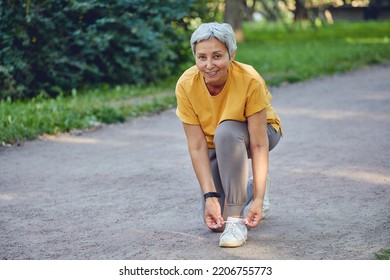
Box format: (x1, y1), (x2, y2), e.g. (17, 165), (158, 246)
(375, 248), (390, 260)
(1, 20), (390, 144)
(236, 20), (390, 85)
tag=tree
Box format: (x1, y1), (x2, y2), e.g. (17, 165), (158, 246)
(258, 0), (286, 21)
(294, 0), (308, 20)
(224, 0), (245, 42)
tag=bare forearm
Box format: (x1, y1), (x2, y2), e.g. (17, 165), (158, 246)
(182, 123), (223, 229)
(247, 109), (269, 201)
(183, 124), (216, 194)
(250, 145), (269, 201)
(188, 146), (216, 194)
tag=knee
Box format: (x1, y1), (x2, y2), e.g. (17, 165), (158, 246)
(214, 121), (248, 148)
(268, 126), (281, 151)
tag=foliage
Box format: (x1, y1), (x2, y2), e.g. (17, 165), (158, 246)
(1, 20), (389, 144)
(0, 0), (215, 100)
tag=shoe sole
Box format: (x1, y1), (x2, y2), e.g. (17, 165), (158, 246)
(219, 239), (247, 248)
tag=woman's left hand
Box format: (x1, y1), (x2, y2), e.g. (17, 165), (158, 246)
(243, 198), (263, 228)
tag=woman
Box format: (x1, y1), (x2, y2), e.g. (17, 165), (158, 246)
(175, 22), (282, 247)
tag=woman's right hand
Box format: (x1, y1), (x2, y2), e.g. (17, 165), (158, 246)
(204, 197), (224, 230)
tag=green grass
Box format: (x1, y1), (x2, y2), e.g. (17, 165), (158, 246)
(236, 20), (390, 85)
(1, 20), (390, 144)
(375, 249), (390, 260)
(0, 82), (177, 144)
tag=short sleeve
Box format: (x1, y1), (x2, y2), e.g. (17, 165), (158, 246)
(245, 79), (272, 118)
(175, 83), (199, 125)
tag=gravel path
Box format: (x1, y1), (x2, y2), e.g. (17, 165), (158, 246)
(1, 63), (389, 260)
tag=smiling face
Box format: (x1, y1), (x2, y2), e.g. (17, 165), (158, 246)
(194, 38), (236, 89)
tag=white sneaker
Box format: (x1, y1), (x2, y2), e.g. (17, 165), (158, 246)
(219, 217), (247, 247)
(243, 175), (271, 219)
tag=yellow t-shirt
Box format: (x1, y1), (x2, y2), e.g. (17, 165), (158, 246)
(175, 60), (282, 148)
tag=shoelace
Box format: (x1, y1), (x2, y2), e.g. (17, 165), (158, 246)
(221, 221), (246, 243)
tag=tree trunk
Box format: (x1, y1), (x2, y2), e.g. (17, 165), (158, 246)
(243, 0), (257, 21)
(294, 0), (308, 21)
(224, 0), (244, 42)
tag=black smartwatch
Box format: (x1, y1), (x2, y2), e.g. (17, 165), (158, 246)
(204, 192), (221, 200)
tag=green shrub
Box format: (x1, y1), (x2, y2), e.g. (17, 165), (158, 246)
(0, 0), (216, 100)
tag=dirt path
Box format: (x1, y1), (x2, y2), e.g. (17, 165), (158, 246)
(1, 64), (389, 260)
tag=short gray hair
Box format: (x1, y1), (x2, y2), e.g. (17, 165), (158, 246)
(190, 22), (237, 57)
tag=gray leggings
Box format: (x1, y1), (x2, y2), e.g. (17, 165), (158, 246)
(204, 121), (281, 217)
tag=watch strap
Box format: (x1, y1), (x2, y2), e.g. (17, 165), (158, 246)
(204, 192), (221, 200)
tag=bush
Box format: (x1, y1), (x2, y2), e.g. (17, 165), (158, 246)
(0, 0), (214, 100)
